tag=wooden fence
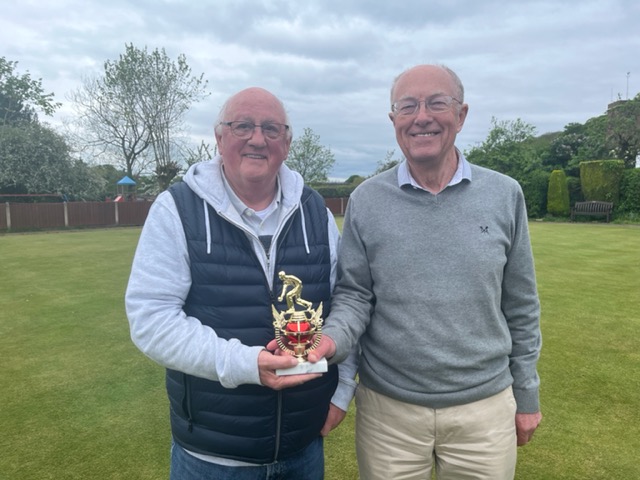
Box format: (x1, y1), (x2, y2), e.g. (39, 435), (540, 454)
(1, 197), (349, 232)
(1, 201), (153, 232)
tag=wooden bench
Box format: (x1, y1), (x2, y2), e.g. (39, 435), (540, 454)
(570, 201), (613, 223)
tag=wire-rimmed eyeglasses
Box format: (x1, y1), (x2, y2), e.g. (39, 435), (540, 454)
(391, 95), (461, 116)
(220, 121), (290, 140)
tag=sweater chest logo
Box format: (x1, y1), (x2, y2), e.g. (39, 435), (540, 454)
(480, 226), (489, 234)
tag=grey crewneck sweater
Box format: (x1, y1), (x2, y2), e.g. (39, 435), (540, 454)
(324, 160), (541, 413)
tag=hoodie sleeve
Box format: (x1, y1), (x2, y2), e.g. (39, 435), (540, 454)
(326, 208), (358, 411)
(125, 192), (263, 388)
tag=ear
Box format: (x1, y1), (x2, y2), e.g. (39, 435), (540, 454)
(282, 135), (292, 158)
(215, 127), (224, 153)
(456, 103), (469, 132)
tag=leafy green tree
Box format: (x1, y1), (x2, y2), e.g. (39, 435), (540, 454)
(0, 57), (60, 125)
(465, 117), (540, 178)
(606, 95), (640, 168)
(0, 123), (102, 199)
(286, 127), (335, 183)
(69, 43), (209, 186)
(465, 117), (547, 216)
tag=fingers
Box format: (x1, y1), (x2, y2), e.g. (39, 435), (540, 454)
(257, 350), (321, 390)
(307, 335), (336, 363)
(265, 338), (279, 352)
(515, 412), (542, 446)
(320, 403), (347, 437)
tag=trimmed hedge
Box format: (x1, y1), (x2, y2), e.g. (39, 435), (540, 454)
(311, 183), (357, 198)
(547, 170), (570, 216)
(579, 160), (625, 203)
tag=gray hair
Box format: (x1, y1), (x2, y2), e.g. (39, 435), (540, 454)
(390, 64), (465, 107)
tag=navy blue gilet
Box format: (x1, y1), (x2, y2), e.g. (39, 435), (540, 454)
(166, 181), (338, 464)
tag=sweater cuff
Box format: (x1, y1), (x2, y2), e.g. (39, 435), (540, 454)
(513, 387), (540, 413)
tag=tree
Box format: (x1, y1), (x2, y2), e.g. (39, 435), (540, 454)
(466, 118), (548, 216)
(0, 57), (60, 125)
(68, 44), (209, 185)
(373, 150), (404, 176)
(286, 128), (335, 183)
(183, 141), (214, 168)
(466, 117), (540, 179)
(0, 122), (102, 199)
(607, 95), (640, 169)
(539, 117), (613, 182)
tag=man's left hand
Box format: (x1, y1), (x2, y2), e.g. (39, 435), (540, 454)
(516, 411), (542, 446)
(320, 403), (347, 437)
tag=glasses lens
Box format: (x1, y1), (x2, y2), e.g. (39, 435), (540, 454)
(231, 122), (254, 138)
(428, 96), (452, 112)
(261, 123), (282, 139)
(395, 100), (419, 115)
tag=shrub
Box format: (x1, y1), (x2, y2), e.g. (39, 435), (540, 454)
(618, 168), (640, 214)
(521, 170), (550, 218)
(579, 160), (625, 203)
(312, 183), (356, 198)
(566, 175), (583, 205)
(547, 170), (570, 216)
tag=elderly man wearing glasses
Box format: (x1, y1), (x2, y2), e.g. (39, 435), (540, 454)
(126, 87), (356, 479)
(311, 64), (543, 479)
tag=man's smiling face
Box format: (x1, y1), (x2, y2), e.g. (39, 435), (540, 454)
(389, 65), (468, 167)
(216, 87), (291, 193)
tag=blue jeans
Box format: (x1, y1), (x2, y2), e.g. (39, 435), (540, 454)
(169, 437), (324, 480)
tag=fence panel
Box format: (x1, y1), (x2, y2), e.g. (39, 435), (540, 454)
(1, 204), (7, 230)
(67, 202), (114, 227)
(324, 197), (348, 216)
(118, 201), (153, 225)
(7, 203), (65, 230)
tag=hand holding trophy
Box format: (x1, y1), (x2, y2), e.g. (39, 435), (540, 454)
(272, 271), (328, 375)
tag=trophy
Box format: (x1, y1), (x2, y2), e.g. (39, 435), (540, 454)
(272, 271), (327, 375)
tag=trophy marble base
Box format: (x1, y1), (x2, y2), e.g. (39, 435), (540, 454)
(276, 358), (327, 376)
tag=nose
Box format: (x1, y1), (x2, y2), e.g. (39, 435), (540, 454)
(415, 101), (434, 117)
(413, 102), (433, 123)
(247, 125), (268, 145)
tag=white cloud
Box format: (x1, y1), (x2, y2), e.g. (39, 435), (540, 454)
(2, 0), (639, 178)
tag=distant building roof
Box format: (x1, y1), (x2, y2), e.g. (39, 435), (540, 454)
(117, 176), (136, 185)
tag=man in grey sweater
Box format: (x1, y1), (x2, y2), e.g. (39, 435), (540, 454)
(310, 64), (542, 479)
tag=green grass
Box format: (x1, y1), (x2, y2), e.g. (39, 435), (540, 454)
(1, 223), (639, 479)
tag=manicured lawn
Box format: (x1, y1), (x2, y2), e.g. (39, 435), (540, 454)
(1, 223), (639, 479)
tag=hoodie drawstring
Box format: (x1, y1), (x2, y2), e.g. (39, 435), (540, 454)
(299, 202), (310, 255)
(203, 200), (212, 255)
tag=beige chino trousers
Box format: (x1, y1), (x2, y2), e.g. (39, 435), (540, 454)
(355, 385), (517, 480)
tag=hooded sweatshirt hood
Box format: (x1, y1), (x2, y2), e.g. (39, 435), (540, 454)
(181, 155), (311, 258)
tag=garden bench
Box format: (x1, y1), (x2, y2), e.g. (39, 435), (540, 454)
(570, 201), (613, 223)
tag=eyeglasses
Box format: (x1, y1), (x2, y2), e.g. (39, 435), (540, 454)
(391, 95), (461, 116)
(220, 121), (290, 140)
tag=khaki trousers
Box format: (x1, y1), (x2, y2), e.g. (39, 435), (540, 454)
(355, 385), (517, 480)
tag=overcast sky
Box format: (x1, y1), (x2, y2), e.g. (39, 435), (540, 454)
(2, 0), (639, 179)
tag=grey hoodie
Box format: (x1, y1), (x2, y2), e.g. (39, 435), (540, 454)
(125, 156), (356, 411)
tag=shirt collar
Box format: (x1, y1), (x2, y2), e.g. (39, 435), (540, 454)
(221, 171), (282, 219)
(397, 148), (472, 191)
